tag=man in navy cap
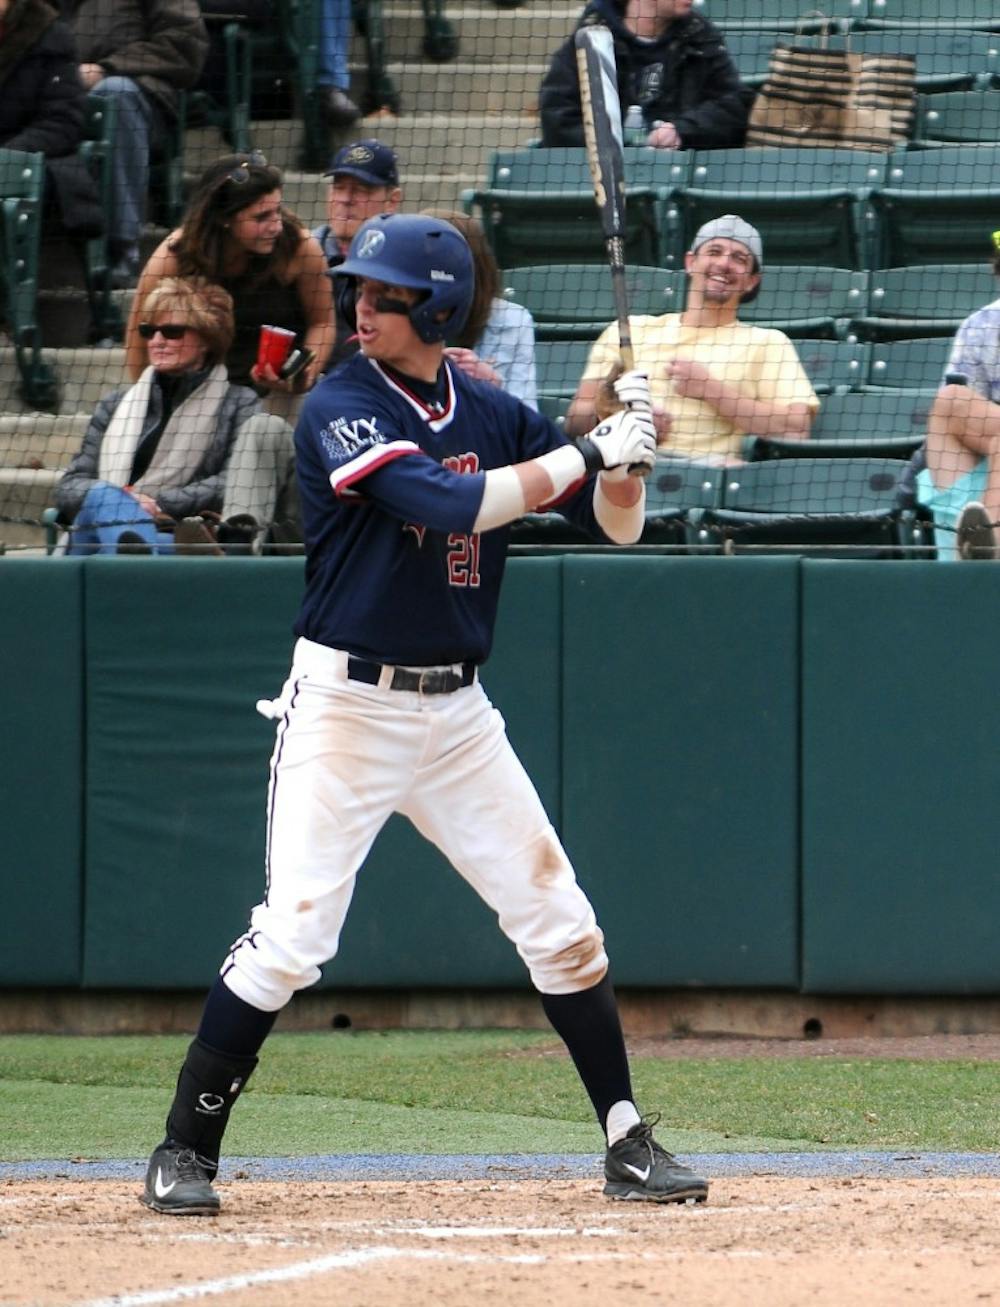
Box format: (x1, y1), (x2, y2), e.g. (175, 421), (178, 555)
(312, 139), (404, 369)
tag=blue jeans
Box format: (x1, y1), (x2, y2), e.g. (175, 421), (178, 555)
(66, 482), (174, 555)
(318, 0), (351, 88)
(89, 76), (158, 250)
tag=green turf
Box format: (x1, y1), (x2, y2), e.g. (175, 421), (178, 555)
(1, 1031), (999, 1161)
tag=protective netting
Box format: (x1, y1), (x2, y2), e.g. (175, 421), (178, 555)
(1, 0), (998, 558)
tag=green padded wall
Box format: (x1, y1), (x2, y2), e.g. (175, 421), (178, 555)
(561, 557), (801, 988)
(801, 561), (1000, 994)
(329, 555), (563, 988)
(0, 560), (84, 984)
(82, 559), (305, 987)
(82, 556), (562, 990)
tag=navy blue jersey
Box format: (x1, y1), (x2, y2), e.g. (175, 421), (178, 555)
(293, 353), (609, 665)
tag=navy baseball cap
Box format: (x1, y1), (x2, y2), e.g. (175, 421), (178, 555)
(324, 140), (400, 187)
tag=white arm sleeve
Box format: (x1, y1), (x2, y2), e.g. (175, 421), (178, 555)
(473, 444), (587, 533)
(593, 474), (646, 545)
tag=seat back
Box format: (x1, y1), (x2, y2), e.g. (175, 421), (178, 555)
(695, 0), (852, 31)
(854, 262), (997, 338)
(866, 337), (953, 388)
(795, 339), (869, 393)
(809, 388), (934, 451)
(718, 30), (783, 88)
(912, 89), (1000, 143)
(870, 144), (1000, 265)
(643, 459), (726, 545)
(862, 0), (1000, 31)
(500, 265), (683, 339)
(718, 457), (910, 514)
(824, 29), (996, 93)
(534, 339), (595, 400)
(739, 265), (870, 337)
(486, 146), (691, 193)
(469, 148), (673, 268)
(676, 148), (886, 268)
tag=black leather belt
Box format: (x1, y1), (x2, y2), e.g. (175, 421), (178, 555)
(346, 656), (476, 695)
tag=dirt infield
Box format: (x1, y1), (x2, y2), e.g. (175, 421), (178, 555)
(4, 1174), (1000, 1306)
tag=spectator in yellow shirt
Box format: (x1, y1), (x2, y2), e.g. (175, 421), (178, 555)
(564, 216), (818, 463)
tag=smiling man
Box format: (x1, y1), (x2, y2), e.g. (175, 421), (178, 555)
(564, 215), (819, 464)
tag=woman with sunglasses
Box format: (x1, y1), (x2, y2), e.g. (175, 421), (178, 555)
(124, 153), (335, 420)
(57, 276), (289, 555)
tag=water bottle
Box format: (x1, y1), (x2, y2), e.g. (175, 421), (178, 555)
(623, 104), (646, 146)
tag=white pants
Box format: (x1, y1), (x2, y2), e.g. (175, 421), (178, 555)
(223, 639), (609, 1009)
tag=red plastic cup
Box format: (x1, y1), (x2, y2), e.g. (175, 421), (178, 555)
(256, 324), (297, 373)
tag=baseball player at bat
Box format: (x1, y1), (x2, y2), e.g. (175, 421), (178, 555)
(140, 213), (708, 1215)
(565, 216), (819, 463)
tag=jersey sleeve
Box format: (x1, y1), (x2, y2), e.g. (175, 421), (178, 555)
(297, 378), (422, 498)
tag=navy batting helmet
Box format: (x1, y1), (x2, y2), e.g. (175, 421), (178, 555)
(333, 213), (474, 344)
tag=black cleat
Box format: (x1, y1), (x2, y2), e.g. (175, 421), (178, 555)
(604, 1115), (709, 1204)
(141, 1142), (220, 1216)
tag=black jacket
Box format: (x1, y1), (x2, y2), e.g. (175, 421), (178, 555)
(58, 0), (208, 120)
(0, 0), (103, 236)
(0, 0), (86, 156)
(539, 0), (753, 150)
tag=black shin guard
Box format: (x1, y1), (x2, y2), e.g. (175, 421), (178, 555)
(540, 974), (634, 1130)
(164, 1038), (258, 1175)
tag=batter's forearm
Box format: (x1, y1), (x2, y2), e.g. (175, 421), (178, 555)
(473, 446), (587, 533)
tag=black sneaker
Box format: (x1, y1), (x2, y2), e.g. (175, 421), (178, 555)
(604, 1115), (708, 1204)
(141, 1142), (220, 1215)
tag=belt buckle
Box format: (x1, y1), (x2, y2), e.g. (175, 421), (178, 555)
(417, 668), (460, 695)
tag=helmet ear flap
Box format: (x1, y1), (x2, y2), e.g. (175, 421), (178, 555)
(335, 275), (357, 334)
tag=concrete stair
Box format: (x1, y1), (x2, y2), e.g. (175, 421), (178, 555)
(1, 0), (579, 553)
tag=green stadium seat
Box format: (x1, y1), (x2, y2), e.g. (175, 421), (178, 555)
(534, 339), (594, 400)
(0, 149), (59, 410)
(78, 95), (122, 342)
(740, 265), (871, 338)
(823, 29), (997, 93)
(860, 0), (1000, 32)
(643, 459), (726, 546)
(689, 456), (930, 557)
(794, 339), (869, 393)
(536, 393), (569, 425)
(500, 264), (683, 340)
(851, 262), (997, 339)
(869, 145), (1000, 266)
(674, 148), (887, 269)
(747, 388), (933, 460)
(865, 337), (953, 388)
(695, 0), (854, 33)
(465, 149), (675, 269)
(717, 30), (783, 88)
(911, 89), (1000, 143)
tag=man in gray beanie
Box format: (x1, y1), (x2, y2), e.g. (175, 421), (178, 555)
(565, 215), (818, 463)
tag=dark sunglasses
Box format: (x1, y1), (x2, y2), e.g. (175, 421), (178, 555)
(138, 322), (190, 340)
